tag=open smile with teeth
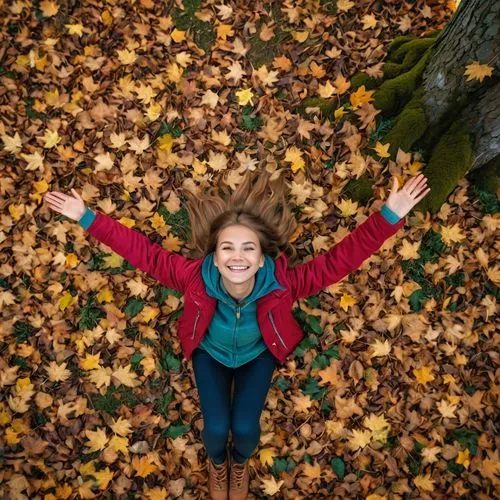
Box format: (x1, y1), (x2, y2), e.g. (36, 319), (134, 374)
(227, 266), (250, 273)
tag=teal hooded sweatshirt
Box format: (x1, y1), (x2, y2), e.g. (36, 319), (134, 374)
(199, 251), (287, 368)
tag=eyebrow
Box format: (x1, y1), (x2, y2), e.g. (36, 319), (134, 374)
(220, 241), (256, 245)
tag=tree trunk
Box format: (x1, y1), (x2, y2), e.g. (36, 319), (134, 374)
(421, 0), (499, 169)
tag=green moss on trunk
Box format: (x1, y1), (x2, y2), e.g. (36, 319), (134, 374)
(351, 72), (380, 91)
(390, 38), (436, 64)
(417, 121), (473, 213)
(295, 97), (335, 118)
(383, 88), (427, 157)
(467, 156), (500, 194)
(342, 177), (375, 204)
(374, 49), (431, 116)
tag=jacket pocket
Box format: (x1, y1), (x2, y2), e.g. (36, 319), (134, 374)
(191, 299), (201, 340)
(268, 310), (287, 349)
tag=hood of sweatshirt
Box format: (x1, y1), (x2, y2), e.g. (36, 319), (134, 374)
(201, 251), (286, 305)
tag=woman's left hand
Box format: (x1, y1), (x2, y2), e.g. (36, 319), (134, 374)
(385, 173), (431, 218)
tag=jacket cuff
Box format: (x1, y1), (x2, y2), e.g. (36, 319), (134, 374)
(78, 207), (96, 230)
(380, 204), (401, 224)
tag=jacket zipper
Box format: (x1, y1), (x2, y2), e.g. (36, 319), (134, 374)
(268, 310), (287, 349)
(191, 299), (201, 340)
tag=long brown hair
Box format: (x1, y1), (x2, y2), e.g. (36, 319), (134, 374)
(180, 170), (299, 266)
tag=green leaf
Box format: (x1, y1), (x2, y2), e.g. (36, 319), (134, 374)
(273, 375), (290, 392)
(330, 457), (345, 479)
(311, 354), (330, 370)
(301, 377), (328, 400)
(77, 294), (106, 329)
(124, 297), (145, 318)
(305, 295), (321, 308)
(163, 422), (190, 439)
(306, 315), (323, 335)
(270, 457), (295, 478)
(130, 352), (145, 371)
(13, 321), (35, 344)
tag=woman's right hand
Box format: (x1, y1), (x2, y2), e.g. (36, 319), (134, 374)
(44, 188), (87, 221)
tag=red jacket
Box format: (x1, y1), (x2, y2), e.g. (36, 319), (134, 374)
(85, 210), (405, 364)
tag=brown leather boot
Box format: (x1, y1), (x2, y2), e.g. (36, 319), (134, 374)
(229, 456), (249, 500)
(208, 455), (229, 500)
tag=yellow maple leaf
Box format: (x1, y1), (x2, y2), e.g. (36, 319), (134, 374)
(88, 367), (111, 389)
(436, 399), (457, 418)
(440, 223), (465, 245)
(80, 353), (101, 371)
(5, 427), (21, 445)
(146, 102), (162, 121)
(235, 88), (254, 106)
(59, 291), (76, 311)
(290, 394), (313, 413)
(339, 292), (357, 311)
(139, 305), (160, 323)
(170, 29), (186, 43)
(317, 80), (335, 98)
(158, 133), (174, 152)
(336, 198), (358, 217)
(97, 287), (114, 303)
(9, 205), (25, 221)
(103, 253), (123, 268)
(33, 179), (49, 193)
(46, 361), (72, 382)
(166, 62), (183, 83)
(261, 476), (284, 496)
(397, 239), (421, 260)
(337, 0), (354, 12)
(85, 428), (109, 452)
(101, 10), (113, 26)
(334, 106), (347, 120)
(456, 448), (471, 468)
(65, 24), (84, 36)
(112, 364), (140, 388)
(110, 416), (133, 436)
(413, 473), (435, 492)
(361, 14), (377, 30)
(413, 366), (435, 385)
(464, 61), (493, 83)
(39, 0), (59, 17)
(66, 253), (79, 268)
(42, 130), (61, 149)
(348, 428), (372, 450)
(373, 141), (391, 158)
(292, 30), (309, 43)
(117, 49), (137, 65)
(217, 24), (234, 40)
(284, 146), (305, 173)
(132, 455), (157, 477)
(211, 129), (231, 146)
(108, 435), (129, 455)
(258, 448), (277, 466)
(333, 74), (351, 94)
(370, 339), (391, 357)
(118, 217), (135, 228)
(303, 461), (321, 479)
(349, 85), (374, 109)
(364, 415), (390, 445)
(93, 467), (114, 490)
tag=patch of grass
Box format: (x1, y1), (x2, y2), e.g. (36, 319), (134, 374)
(91, 385), (141, 414)
(157, 205), (191, 242)
(172, 0), (214, 53)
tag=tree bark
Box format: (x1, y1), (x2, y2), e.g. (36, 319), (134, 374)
(421, 0), (499, 169)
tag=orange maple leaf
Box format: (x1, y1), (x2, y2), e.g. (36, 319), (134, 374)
(464, 61), (493, 82)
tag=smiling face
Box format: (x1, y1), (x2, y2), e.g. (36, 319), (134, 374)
(213, 224), (265, 285)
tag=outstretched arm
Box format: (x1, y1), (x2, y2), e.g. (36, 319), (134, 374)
(288, 174), (430, 300)
(44, 189), (191, 293)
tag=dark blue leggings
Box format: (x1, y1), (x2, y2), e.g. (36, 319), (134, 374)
(191, 347), (277, 464)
